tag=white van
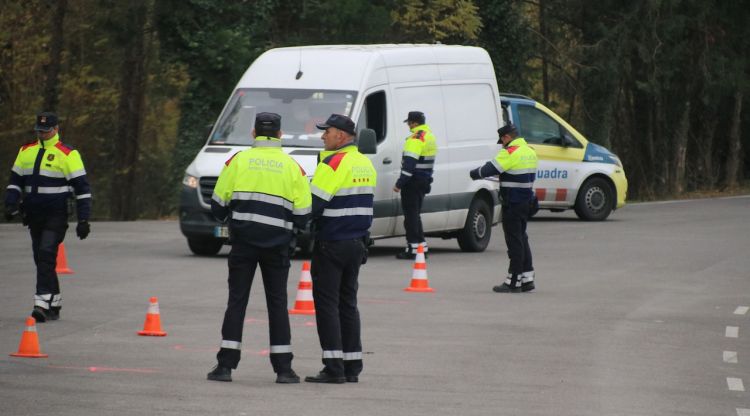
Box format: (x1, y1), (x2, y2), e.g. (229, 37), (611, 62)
(180, 44), (504, 255)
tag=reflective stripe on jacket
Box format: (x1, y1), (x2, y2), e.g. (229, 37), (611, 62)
(4, 133), (92, 220)
(395, 124), (437, 188)
(310, 144), (377, 241)
(475, 137), (537, 204)
(211, 136), (312, 248)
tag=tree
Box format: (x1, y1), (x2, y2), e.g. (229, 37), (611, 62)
(390, 0), (482, 43)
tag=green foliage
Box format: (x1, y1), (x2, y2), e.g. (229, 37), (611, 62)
(390, 0), (482, 43)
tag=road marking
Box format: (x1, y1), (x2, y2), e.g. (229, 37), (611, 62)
(735, 306), (749, 315)
(724, 351), (738, 363)
(737, 408), (750, 416)
(727, 326), (739, 338)
(728, 377), (745, 391)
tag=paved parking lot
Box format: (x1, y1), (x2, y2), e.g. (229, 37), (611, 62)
(1, 196), (749, 415)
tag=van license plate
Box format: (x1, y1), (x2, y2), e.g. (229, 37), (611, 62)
(214, 226), (229, 238)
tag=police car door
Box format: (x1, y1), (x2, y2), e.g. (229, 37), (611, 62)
(512, 103), (585, 208)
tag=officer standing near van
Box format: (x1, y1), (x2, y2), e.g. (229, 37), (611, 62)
(207, 112), (311, 384)
(469, 123), (538, 293)
(305, 114), (376, 384)
(393, 111), (437, 259)
(4, 112), (92, 322)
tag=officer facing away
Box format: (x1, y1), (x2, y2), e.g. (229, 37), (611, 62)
(207, 112), (311, 384)
(4, 112), (92, 322)
(393, 111), (437, 259)
(305, 114), (376, 384)
(469, 123), (538, 293)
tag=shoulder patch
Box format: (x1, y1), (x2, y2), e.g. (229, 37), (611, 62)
(410, 131), (426, 142)
(55, 142), (73, 155)
(225, 151), (240, 166)
(506, 146), (519, 155)
(323, 152), (347, 171)
(21, 141), (39, 151)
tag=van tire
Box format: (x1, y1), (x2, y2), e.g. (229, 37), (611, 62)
(457, 198), (492, 252)
(187, 238), (224, 256)
(574, 177), (614, 221)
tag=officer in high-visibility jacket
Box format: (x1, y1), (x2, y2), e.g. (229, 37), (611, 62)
(304, 114), (376, 384)
(470, 123), (538, 293)
(207, 112), (311, 384)
(4, 112), (91, 322)
(393, 111), (437, 259)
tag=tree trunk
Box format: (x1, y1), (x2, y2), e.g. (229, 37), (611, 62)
(111, 3), (150, 220)
(42, 0), (67, 111)
(539, 0), (549, 103)
(670, 101), (690, 195)
(723, 90), (743, 189)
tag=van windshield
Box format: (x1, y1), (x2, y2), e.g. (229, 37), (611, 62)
(209, 88), (357, 147)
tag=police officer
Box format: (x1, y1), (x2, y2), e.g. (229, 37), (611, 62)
(4, 112), (92, 322)
(305, 114), (376, 384)
(393, 111), (437, 259)
(207, 112), (311, 384)
(469, 123), (538, 293)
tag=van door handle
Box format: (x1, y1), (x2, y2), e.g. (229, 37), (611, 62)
(382, 158), (392, 164)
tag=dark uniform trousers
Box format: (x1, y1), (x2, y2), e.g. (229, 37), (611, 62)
(217, 243), (293, 374)
(310, 239), (366, 377)
(400, 176), (431, 250)
(501, 202), (533, 281)
(28, 214), (67, 312)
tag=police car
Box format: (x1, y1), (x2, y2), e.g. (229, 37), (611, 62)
(501, 94), (627, 220)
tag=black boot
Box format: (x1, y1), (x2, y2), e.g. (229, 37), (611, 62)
(521, 271), (535, 292)
(31, 306), (48, 323)
(305, 369), (346, 384)
(276, 369), (300, 384)
(492, 275), (522, 293)
(207, 365), (232, 382)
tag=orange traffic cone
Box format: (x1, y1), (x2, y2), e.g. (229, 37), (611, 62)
(137, 297), (167, 336)
(404, 244), (434, 292)
(56, 243), (74, 274)
(289, 262), (315, 315)
(10, 317), (48, 358)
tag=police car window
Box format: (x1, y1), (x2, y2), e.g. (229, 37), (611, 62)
(517, 105), (565, 146)
(210, 89), (358, 147)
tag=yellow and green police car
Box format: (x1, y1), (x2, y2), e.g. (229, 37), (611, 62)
(501, 94), (627, 220)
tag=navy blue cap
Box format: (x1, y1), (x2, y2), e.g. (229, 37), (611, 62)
(316, 114), (356, 135)
(35, 112), (58, 132)
(497, 123), (517, 143)
(403, 111), (425, 124)
(255, 112), (281, 135)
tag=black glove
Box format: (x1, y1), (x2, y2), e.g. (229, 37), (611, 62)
(76, 221), (90, 240)
(4, 205), (18, 222)
(469, 168), (481, 180)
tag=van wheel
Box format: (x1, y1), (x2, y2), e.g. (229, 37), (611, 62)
(457, 198), (492, 252)
(574, 177), (614, 221)
(187, 238), (224, 256)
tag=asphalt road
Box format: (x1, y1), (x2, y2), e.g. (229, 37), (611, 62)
(1, 196), (749, 416)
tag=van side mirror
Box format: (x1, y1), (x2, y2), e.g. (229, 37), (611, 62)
(358, 128), (377, 154)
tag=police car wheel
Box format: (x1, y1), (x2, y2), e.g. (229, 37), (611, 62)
(187, 237), (224, 256)
(457, 198), (491, 252)
(574, 177), (614, 221)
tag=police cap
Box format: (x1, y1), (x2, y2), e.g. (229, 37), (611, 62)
(403, 111), (425, 124)
(35, 112), (58, 132)
(316, 114), (356, 135)
(497, 123), (517, 143)
(255, 112), (281, 136)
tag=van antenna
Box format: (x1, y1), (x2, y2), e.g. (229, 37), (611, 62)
(295, 49), (303, 80)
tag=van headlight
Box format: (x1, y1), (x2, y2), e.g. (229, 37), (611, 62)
(182, 174), (198, 189)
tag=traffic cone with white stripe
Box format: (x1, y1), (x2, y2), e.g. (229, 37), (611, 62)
(137, 297), (167, 336)
(404, 244), (434, 292)
(10, 317), (48, 358)
(289, 262), (315, 315)
(55, 243), (74, 274)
